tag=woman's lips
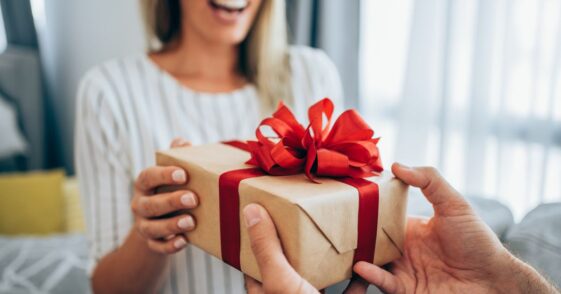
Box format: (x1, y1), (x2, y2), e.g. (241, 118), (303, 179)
(209, 0), (249, 24)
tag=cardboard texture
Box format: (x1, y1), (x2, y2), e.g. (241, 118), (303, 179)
(156, 143), (409, 289)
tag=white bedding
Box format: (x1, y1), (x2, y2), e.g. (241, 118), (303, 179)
(0, 234), (90, 294)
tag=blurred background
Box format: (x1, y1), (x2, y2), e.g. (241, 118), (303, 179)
(0, 0), (560, 293)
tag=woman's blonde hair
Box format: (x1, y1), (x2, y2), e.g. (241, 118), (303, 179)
(140, 0), (292, 110)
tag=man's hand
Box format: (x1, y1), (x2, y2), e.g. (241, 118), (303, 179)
(240, 162), (558, 294)
(348, 163), (559, 294)
(243, 203), (318, 294)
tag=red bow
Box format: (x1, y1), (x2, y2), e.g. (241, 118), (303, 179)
(246, 98), (383, 182)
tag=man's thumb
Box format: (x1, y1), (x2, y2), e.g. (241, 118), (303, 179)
(243, 203), (293, 278)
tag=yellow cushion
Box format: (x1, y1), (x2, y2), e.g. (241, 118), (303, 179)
(0, 170), (65, 235)
(63, 177), (85, 233)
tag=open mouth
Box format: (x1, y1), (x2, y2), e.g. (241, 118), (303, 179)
(209, 0), (249, 13)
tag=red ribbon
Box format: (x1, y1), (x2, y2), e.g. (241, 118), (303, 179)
(218, 166), (265, 270)
(219, 98), (381, 271)
(338, 177), (379, 264)
(246, 98), (383, 182)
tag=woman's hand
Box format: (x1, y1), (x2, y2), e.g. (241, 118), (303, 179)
(131, 137), (197, 254)
(91, 138), (198, 294)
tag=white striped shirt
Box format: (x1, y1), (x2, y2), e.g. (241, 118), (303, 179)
(74, 46), (343, 294)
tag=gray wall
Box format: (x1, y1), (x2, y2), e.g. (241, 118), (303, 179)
(35, 0), (145, 172)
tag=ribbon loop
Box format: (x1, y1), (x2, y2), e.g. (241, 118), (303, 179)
(246, 98), (383, 181)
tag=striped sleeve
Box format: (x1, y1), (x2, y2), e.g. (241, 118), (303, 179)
(74, 69), (133, 274)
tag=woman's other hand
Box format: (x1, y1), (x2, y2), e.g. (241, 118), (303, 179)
(131, 137), (197, 254)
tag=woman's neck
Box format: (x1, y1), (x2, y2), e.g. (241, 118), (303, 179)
(150, 27), (247, 92)
(156, 28), (241, 80)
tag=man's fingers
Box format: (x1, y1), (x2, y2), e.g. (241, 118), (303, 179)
(391, 163), (471, 215)
(170, 137), (191, 148)
(243, 204), (294, 279)
(353, 262), (402, 294)
(343, 275), (369, 294)
(135, 166), (188, 192)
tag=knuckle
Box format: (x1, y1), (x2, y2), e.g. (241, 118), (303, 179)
(136, 170), (149, 187)
(140, 198), (156, 217)
(250, 234), (273, 258)
(423, 166), (440, 177)
(255, 250), (275, 270)
(249, 234), (263, 252)
(138, 220), (150, 235)
(446, 197), (471, 211)
(134, 221), (145, 237)
(419, 166), (443, 193)
(131, 200), (139, 215)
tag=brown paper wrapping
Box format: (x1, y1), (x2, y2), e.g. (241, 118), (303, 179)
(156, 143), (409, 289)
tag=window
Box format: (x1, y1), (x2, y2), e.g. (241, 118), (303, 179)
(359, 0), (561, 219)
(0, 3), (6, 53)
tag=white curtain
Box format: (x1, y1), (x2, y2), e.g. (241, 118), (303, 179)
(30, 0), (145, 172)
(360, 0), (561, 219)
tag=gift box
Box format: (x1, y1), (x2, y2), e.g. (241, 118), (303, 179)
(156, 98), (409, 289)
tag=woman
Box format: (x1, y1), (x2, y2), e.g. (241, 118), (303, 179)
(74, 0), (343, 293)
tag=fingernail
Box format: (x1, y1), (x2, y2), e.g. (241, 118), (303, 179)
(181, 192), (197, 207)
(243, 204), (262, 228)
(172, 169), (186, 183)
(174, 238), (187, 249)
(178, 216), (194, 230)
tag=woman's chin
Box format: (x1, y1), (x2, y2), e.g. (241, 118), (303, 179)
(206, 30), (250, 46)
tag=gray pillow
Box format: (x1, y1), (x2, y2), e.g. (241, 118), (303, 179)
(505, 203), (561, 289)
(0, 97), (27, 158)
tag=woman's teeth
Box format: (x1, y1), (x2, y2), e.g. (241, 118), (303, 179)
(210, 0), (249, 12)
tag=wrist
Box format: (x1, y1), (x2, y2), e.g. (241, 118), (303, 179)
(490, 250), (558, 294)
(128, 225), (167, 258)
(92, 228), (171, 294)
